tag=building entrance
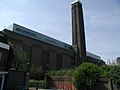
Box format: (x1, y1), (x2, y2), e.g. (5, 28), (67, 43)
(0, 72), (7, 90)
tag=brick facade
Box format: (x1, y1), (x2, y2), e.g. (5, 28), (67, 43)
(3, 30), (76, 72)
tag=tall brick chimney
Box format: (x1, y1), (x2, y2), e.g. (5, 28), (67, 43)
(71, 0), (86, 63)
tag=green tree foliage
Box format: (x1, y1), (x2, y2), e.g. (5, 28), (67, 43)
(10, 48), (27, 71)
(109, 65), (120, 86)
(99, 65), (110, 77)
(29, 80), (45, 89)
(7, 46), (14, 70)
(8, 43), (27, 71)
(73, 63), (100, 90)
(30, 64), (44, 80)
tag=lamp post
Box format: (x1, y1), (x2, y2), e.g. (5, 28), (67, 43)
(26, 62), (30, 89)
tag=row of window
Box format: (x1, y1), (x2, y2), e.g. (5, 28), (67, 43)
(11, 40), (75, 70)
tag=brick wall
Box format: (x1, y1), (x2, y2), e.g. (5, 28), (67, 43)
(45, 76), (75, 90)
(45, 76), (120, 90)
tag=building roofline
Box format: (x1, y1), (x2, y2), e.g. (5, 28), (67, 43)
(6, 23), (72, 51)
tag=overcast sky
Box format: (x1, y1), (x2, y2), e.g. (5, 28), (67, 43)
(0, 0), (120, 62)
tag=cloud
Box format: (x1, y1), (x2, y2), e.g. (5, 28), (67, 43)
(85, 9), (120, 29)
(84, 6), (120, 62)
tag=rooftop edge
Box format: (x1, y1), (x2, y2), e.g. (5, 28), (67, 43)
(71, 0), (81, 5)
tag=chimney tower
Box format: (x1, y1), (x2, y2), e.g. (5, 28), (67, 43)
(71, 0), (86, 62)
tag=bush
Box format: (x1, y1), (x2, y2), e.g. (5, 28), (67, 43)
(99, 65), (110, 77)
(109, 65), (120, 87)
(48, 69), (74, 76)
(29, 79), (45, 89)
(73, 63), (100, 90)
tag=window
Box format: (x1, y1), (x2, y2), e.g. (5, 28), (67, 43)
(57, 54), (62, 70)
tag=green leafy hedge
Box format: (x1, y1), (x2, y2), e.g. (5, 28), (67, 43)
(99, 65), (110, 77)
(73, 63), (100, 90)
(48, 69), (74, 76)
(29, 79), (45, 89)
(109, 65), (120, 86)
(48, 63), (120, 89)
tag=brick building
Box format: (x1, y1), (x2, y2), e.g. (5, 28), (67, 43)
(3, 23), (76, 71)
(2, 0), (104, 75)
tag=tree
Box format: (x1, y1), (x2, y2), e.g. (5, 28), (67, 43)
(73, 63), (100, 90)
(11, 49), (27, 71)
(8, 44), (27, 71)
(30, 64), (44, 80)
(7, 45), (14, 70)
(30, 64), (44, 90)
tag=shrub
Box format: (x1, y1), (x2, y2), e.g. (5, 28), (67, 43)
(48, 69), (74, 76)
(73, 63), (100, 90)
(99, 65), (110, 77)
(30, 64), (44, 79)
(29, 79), (45, 89)
(109, 65), (120, 87)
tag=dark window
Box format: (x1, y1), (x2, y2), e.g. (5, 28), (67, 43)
(23, 44), (32, 62)
(71, 56), (76, 65)
(41, 50), (49, 71)
(56, 54), (62, 70)
(0, 32), (8, 44)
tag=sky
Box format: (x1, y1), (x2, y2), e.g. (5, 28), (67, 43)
(0, 0), (120, 63)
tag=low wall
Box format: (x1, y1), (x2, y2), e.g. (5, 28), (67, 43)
(45, 76), (75, 90)
(89, 78), (111, 90)
(45, 76), (120, 90)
